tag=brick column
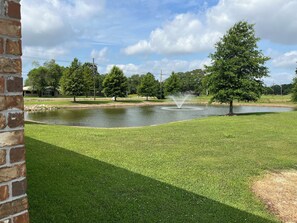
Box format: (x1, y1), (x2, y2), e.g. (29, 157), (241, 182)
(0, 1), (29, 222)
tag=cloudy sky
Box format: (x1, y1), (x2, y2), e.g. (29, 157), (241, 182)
(22, 0), (297, 85)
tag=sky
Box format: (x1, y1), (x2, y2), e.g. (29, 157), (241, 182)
(21, 0), (297, 85)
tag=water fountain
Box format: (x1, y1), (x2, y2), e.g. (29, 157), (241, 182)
(169, 94), (191, 109)
(162, 94), (204, 111)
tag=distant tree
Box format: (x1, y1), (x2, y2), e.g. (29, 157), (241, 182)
(27, 66), (47, 97)
(127, 74), (142, 94)
(60, 58), (85, 102)
(44, 59), (63, 96)
(157, 80), (165, 99)
(178, 69), (205, 95)
(102, 66), (128, 101)
(95, 74), (105, 97)
(137, 72), (158, 100)
(81, 63), (95, 97)
(164, 72), (181, 95)
(205, 21), (270, 115)
(292, 67), (297, 102)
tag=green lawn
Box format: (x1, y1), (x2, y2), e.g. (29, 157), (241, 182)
(24, 94), (295, 107)
(25, 112), (297, 222)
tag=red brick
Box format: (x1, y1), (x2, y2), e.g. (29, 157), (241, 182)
(0, 58), (22, 74)
(10, 146), (25, 163)
(12, 179), (27, 197)
(8, 112), (23, 128)
(0, 150), (6, 165)
(0, 38), (4, 54)
(5, 39), (22, 56)
(7, 1), (21, 19)
(0, 19), (21, 37)
(6, 77), (23, 93)
(0, 197), (28, 219)
(0, 185), (9, 201)
(0, 130), (24, 147)
(0, 113), (6, 129)
(0, 77), (4, 93)
(13, 212), (29, 223)
(0, 96), (23, 111)
(0, 163), (26, 182)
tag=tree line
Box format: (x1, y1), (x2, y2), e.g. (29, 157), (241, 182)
(25, 59), (205, 101)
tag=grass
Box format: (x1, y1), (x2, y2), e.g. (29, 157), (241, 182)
(25, 111), (297, 222)
(24, 94), (296, 108)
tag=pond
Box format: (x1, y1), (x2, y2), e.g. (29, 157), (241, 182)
(25, 105), (293, 128)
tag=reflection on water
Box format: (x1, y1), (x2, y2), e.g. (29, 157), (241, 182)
(25, 105), (293, 128)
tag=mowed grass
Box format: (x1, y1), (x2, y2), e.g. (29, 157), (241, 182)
(25, 112), (297, 222)
(25, 94), (295, 107)
(24, 96), (166, 106)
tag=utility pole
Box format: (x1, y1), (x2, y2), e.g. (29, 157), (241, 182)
(93, 58), (96, 100)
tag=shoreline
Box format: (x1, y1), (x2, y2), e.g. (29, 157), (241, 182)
(24, 100), (296, 112)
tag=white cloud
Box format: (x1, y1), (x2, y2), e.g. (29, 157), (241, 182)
(124, 13), (221, 55)
(206, 0), (297, 45)
(22, 0), (105, 47)
(125, 0), (297, 55)
(264, 72), (295, 86)
(272, 51), (297, 68)
(106, 63), (139, 75)
(105, 58), (210, 77)
(23, 46), (69, 61)
(91, 47), (108, 62)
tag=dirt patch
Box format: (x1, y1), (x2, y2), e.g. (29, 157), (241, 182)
(253, 170), (297, 223)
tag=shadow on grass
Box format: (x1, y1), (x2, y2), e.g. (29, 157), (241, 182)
(116, 100), (143, 103)
(26, 137), (276, 223)
(235, 112), (279, 116)
(71, 100), (111, 105)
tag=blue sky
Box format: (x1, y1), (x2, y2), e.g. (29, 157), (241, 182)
(22, 0), (297, 85)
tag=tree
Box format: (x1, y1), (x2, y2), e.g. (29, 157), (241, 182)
(137, 72), (158, 100)
(127, 74), (142, 94)
(292, 67), (297, 102)
(102, 66), (128, 101)
(27, 66), (47, 97)
(164, 72), (181, 95)
(60, 58), (85, 102)
(44, 59), (63, 96)
(81, 63), (95, 97)
(178, 69), (205, 95)
(205, 21), (270, 115)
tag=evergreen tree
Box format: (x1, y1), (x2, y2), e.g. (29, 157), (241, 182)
(205, 21), (270, 115)
(102, 66), (128, 101)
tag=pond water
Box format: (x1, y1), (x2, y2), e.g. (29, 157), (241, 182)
(25, 105), (293, 128)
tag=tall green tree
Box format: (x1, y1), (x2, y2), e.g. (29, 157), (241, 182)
(292, 67), (297, 102)
(27, 66), (47, 97)
(44, 59), (63, 96)
(102, 66), (128, 101)
(137, 72), (158, 100)
(205, 21), (270, 115)
(81, 63), (95, 97)
(60, 58), (85, 102)
(164, 72), (181, 95)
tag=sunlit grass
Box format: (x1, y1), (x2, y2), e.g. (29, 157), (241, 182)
(25, 111), (297, 222)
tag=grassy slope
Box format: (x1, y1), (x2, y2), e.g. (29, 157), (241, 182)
(25, 112), (297, 222)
